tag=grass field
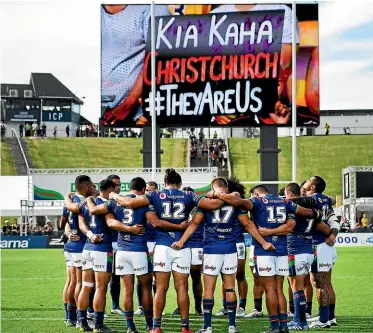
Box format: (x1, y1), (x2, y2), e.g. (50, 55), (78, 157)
(1, 247), (372, 333)
(229, 135), (373, 198)
(1, 142), (17, 175)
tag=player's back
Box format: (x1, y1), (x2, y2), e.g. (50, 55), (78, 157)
(310, 193), (333, 245)
(201, 204), (244, 254)
(65, 194), (86, 253)
(287, 214), (314, 255)
(250, 194), (296, 256)
(108, 195), (150, 252)
(83, 196), (112, 252)
(187, 206), (204, 248)
(147, 188), (201, 246)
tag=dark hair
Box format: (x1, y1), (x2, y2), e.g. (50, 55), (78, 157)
(107, 174), (120, 181)
(164, 168), (182, 185)
(299, 180), (307, 188)
(286, 183), (300, 197)
(227, 177), (245, 198)
(147, 181), (158, 190)
(75, 175), (92, 190)
(312, 176), (326, 193)
(251, 184), (269, 195)
(130, 177), (146, 191)
(100, 179), (116, 191)
(278, 187), (285, 197)
(182, 186), (194, 192)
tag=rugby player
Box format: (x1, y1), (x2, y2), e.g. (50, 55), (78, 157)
(72, 179), (117, 332)
(110, 169), (225, 333)
(106, 175), (125, 316)
(211, 185), (321, 333)
(172, 177), (275, 333)
(135, 181), (158, 316)
(63, 175), (95, 327)
(259, 183), (330, 331)
(303, 176), (339, 329)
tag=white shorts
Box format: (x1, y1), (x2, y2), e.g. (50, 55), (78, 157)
(248, 245), (255, 267)
(153, 245), (191, 274)
(311, 243), (335, 273)
(203, 253), (238, 276)
(331, 246), (337, 267)
(191, 248), (203, 266)
(236, 243), (246, 260)
(288, 253), (314, 276)
(147, 242), (156, 255)
(64, 251), (83, 268)
(116, 251), (151, 276)
(82, 250), (113, 273)
(255, 255), (288, 276)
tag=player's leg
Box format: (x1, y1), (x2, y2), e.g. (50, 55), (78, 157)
(121, 274), (137, 332)
(257, 256), (280, 332)
(287, 280), (294, 318)
(138, 272), (154, 332)
(65, 252), (77, 326)
(135, 279), (144, 315)
(77, 251), (94, 331)
(110, 249), (124, 315)
(276, 256), (290, 332)
(222, 253), (239, 333)
(215, 280), (227, 316)
(152, 245), (172, 332)
(73, 252), (84, 304)
(327, 270), (336, 326)
(63, 261), (71, 323)
(191, 265), (203, 315)
(304, 274), (313, 317)
(172, 247), (192, 333)
(236, 256), (248, 317)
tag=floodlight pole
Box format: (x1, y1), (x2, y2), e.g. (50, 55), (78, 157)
(291, 1), (297, 182)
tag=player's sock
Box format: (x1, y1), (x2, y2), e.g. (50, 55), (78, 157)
(124, 310), (136, 330)
(203, 299), (214, 329)
(110, 276), (120, 310)
(319, 305), (329, 324)
(64, 302), (68, 320)
(294, 290), (306, 324)
(289, 300), (295, 314)
(226, 301), (237, 327)
(136, 281), (143, 308)
(88, 287), (95, 313)
(279, 313), (288, 329)
(306, 301), (313, 315)
(77, 309), (88, 327)
(222, 297), (227, 311)
(269, 314), (280, 330)
(67, 304), (77, 322)
(254, 298), (263, 312)
(181, 318), (190, 330)
(152, 317), (162, 331)
(94, 311), (104, 329)
(329, 303), (335, 320)
(239, 298), (247, 310)
(152, 280), (157, 295)
(195, 296), (202, 312)
(144, 309), (153, 330)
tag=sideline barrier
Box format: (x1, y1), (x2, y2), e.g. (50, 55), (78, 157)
(334, 233), (373, 247)
(0, 236), (47, 249)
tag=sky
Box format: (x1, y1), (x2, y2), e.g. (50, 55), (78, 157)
(0, 0), (372, 123)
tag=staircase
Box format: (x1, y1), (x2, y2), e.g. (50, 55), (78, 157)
(5, 136), (34, 175)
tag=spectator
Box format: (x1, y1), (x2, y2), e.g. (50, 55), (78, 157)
(32, 122), (37, 137)
(222, 149), (229, 168)
(25, 123), (31, 137)
(213, 131), (218, 139)
(2, 220), (12, 235)
(199, 131), (203, 145)
(361, 213), (369, 229)
(43, 220), (53, 235)
(66, 125), (70, 137)
(300, 127), (304, 136)
(340, 216), (351, 233)
(19, 123), (24, 138)
(1, 121), (6, 142)
(11, 218), (20, 235)
(325, 123), (330, 136)
(32, 222), (43, 235)
(42, 123), (47, 138)
(53, 126), (57, 139)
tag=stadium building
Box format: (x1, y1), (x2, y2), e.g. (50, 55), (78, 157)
(1, 72), (84, 137)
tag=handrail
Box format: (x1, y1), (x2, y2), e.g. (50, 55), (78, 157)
(10, 129), (30, 171)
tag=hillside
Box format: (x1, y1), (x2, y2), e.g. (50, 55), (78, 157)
(1, 142), (17, 175)
(229, 135), (373, 197)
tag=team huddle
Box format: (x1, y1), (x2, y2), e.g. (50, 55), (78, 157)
(60, 169), (340, 333)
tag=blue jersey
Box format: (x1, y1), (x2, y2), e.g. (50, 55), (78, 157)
(187, 207), (204, 249)
(82, 197), (113, 252)
(250, 195), (297, 256)
(146, 222), (156, 242)
(62, 206), (70, 219)
(234, 218), (245, 244)
(287, 215), (314, 255)
(107, 195), (152, 252)
(196, 205), (247, 254)
(311, 193), (334, 245)
(145, 189), (202, 247)
(64, 194), (87, 253)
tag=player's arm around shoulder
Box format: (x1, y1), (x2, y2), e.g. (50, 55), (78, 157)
(109, 192), (151, 209)
(105, 213), (145, 235)
(146, 210), (188, 231)
(86, 196), (110, 215)
(64, 193), (80, 213)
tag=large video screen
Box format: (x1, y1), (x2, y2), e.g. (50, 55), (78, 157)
(101, 3), (319, 127)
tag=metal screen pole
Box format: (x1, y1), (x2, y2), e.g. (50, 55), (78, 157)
(291, 1), (297, 182)
(151, 1), (157, 180)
